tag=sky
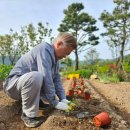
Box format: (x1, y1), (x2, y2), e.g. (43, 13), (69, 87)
(0, 0), (116, 60)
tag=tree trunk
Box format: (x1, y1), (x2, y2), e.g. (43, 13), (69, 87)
(75, 48), (79, 70)
(117, 42), (125, 81)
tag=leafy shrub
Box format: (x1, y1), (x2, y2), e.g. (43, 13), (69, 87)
(75, 70), (92, 78)
(0, 64), (13, 79)
(99, 73), (119, 83)
(97, 65), (109, 74)
(62, 69), (92, 79)
(123, 62), (130, 73)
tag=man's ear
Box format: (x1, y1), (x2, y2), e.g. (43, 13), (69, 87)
(57, 41), (63, 48)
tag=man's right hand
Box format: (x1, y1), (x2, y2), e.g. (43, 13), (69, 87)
(55, 102), (69, 111)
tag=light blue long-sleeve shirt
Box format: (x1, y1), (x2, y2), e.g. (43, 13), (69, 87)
(4, 43), (66, 106)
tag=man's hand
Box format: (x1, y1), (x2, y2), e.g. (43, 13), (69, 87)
(61, 99), (76, 108)
(61, 99), (70, 104)
(55, 102), (69, 111)
(61, 99), (77, 112)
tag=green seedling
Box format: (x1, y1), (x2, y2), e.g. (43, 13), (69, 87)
(65, 102), (77, 113)
(69, 102), (76, 108)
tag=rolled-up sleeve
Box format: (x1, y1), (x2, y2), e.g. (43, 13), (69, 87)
(36, 48), (58, 107)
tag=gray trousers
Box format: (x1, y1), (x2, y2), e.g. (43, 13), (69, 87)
(5, 71), (43, 117)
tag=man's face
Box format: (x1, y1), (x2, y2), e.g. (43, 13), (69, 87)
(55, 41), (74, 60)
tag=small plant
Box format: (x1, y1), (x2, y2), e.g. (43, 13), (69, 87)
(84, 89), (91, 100)
(77, 89), (83, 95)
(84, 89), (90, 94)
(79, 78), (84, 85)
(68, 88), (74, 97)
(65, 102), (77, 113)
(82, 85), (87, 90)
(71, 81), (76, 88)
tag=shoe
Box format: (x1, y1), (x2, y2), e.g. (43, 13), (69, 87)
(39, 99), (51, 110)
(21, 113), (44, 128)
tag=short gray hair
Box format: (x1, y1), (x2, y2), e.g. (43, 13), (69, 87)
(54, 32), (77, 49)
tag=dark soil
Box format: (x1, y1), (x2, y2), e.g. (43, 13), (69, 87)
(0, 79), (130, 130)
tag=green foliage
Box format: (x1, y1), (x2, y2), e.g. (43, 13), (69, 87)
(123, 62), (130, 73)
(97, 65), (109, 74)
(0, 22), (53, 65)
(99, 73), (119, 83)
(62, 69), (92, 79)
(99, 0), (130, 74)
(76, 69), (92, 78)
(0, 64), (13, 79)
(58, 2), (99, 70)
(61, 66), (75, 77)
(60, 57), (72, 67)
(62, 57), (130, 82)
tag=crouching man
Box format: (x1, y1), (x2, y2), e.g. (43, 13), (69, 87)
(3, 32), (77, 128)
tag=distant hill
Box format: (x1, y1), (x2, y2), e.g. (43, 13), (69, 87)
(0, 56), (11, 65)
(0, 56), (20, 65)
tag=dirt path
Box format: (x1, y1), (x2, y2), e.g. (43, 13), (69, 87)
(0, 79), (130, 130)
(88, 80), (130, 125)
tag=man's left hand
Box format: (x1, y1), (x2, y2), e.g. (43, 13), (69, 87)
(61, 99), (77, 112)
(61, 99), (70, 104)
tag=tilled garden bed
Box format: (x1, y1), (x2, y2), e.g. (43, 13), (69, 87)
(0, 79), (130, 130)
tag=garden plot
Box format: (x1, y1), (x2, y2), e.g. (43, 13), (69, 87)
(0, 79), (130, 130)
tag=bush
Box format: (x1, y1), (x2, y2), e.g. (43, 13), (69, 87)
(97, 65), (109, 74)
(99, 73), (119, 83)
(75, 69), (92, 78)
(123, 62), (130, 73)
(62, 69), (92, 79)
(0, 64), (13, 79)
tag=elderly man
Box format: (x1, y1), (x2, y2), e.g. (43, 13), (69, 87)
(3, 32), (77, 128)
